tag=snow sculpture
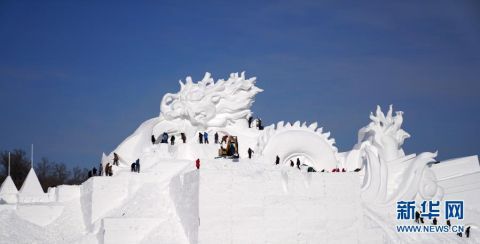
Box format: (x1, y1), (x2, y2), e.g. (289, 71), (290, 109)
(18, 168), (49, 203)
(258, 121), (338, 170)
(348, 106), (443, 206)
(0, 176), (18, 204)
(357, 105), (410, 162)
(160, 72), (262, 129)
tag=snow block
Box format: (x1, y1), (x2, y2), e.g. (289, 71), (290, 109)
(0, 204), (16, 212)
(81, 175), (130, 224)
(102, 217), (161, 244)
(431, 155), (480, 180)
(15, 205), (64, 226)
(170, 170), (199, 244)
(198, 168), (364, 244)
(56, 185), (81, 202)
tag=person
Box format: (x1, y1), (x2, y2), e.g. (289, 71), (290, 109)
(221, 135), (228, 144)
(171, 135), (175, 145)
(92, 167), (97, 176)
(275, 155), (280, 165)
(214, 132), (219, 144)
(131, 162), (136, 172)
(466, 226), (470, 238)
(342, 168), (346, 172)
(307, 167), (316, 172)
(199, 132), (203, 144)
(290, 160), (294, 167)
(432, 217), (437, 225)
(99, 163), (103, 176)
(196, 158), (200, 169)
(113, 153), (119, 166)
(181, 133), (186, 143)
(161, 132), (168, 143)
(248, 148), (254, 159)
(415, 211), (420, 223)
(151, 135), (156, 144)
(446, 220), (451, 227)
(229, 142), (236, 156)
(248, 116), (253, 128)
(88, 170), (92, 178)
(105, 163), (110, 176)
(135, 159), (140, 173)
(204, 132), (209, 144)
(296, 159), (301, 170)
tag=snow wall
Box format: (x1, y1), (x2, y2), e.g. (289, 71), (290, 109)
(198, 166), (365, 244)
(170, 170), (200, 244)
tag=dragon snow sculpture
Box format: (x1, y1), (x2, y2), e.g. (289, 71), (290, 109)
(345, 105), (443, 207)
(159, 72), (262, 130)
(109, 72), (444, 209)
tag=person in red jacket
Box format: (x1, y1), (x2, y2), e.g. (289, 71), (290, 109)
(196, 158), (200, 169)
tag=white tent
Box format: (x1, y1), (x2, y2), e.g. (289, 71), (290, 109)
(0, 176), (18, 203)
(18, 168), (47, 203)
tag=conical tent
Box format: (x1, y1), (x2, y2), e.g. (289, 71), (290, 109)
(19, 168), (44, 196)
(0, 176), (18, 195)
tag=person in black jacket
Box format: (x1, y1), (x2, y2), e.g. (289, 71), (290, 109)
(151, 135), (156, 144)
(290, 160), (294, 167)
(171, 135), (175, 145)
(214, 132), (219, 144)
(131, 162), (136, 172)
(135, 159), (140, 173)
(113, 153), (119, 166)
(275, 155), (280, 165)
(296, 158), (301, 170)
(248, 148), (254, 159)
(181, 133), (186, 143)
(199, 132), (203, 144)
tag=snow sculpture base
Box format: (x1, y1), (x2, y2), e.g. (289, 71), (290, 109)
(103, 218), (161, 244)
(198, 167), (365, 244)
(81, 175), (130, 224)
(15, 205), (64, 226)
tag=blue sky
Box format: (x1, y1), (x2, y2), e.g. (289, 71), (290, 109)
(0, 0), (479, 168)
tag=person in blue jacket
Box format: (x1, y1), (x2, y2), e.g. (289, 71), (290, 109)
(203, 132), (209, 144)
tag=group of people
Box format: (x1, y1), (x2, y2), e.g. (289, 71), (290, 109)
(199, 132), (209, 144)
(131, 159), (141, 173)
(415, 211), (471, 238)
(271, 155), (362, 173)
(88, 160), (116, 179)
(151, 132), (187, 145)
(248, 116), (263, 130)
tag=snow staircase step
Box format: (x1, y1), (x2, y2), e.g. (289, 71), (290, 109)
(102, 217), (161, 244)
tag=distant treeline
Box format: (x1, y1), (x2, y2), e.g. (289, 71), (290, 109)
(0, 149), (90, 192)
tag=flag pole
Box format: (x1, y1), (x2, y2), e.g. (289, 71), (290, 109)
(8, 152), (10, 176)
(31, 144), (33, 169)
